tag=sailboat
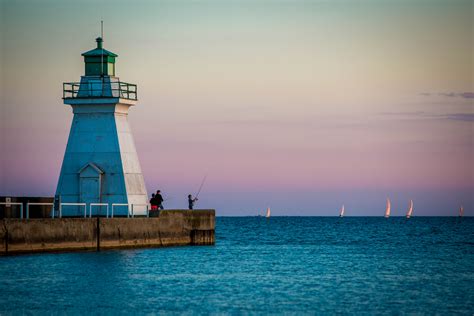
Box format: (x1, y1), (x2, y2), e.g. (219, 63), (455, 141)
(266, 207), (271, 218)
(406, 200), (414, 218)
(339, 205), (345, 217)
(459, 205), (464, 217)
(385, 198), (391, 218)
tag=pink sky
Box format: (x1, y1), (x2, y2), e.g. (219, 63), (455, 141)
(1, 0), (472, 215)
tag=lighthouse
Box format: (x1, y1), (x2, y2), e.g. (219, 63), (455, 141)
(55, 37), (148, 216)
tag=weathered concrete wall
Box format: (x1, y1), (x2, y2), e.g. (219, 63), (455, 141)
(158, 210), (215, 246)
(1, 210), (214, 255)
(2, 218), (97, 254)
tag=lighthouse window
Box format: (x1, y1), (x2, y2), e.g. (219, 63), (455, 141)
(108, 63), (115, 76)
(86, 63), (101, 76)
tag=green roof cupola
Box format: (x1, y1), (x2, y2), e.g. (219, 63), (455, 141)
(82, 37), (118, 76)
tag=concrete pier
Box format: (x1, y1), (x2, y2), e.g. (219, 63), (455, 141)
(1, 210), (215, 255)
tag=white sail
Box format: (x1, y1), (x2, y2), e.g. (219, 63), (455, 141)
(266, 207), (271, 218)
(339, 205), (345, 217)
(459, 205), (464, 217)
(406, 200), (413, 218)
(385, 198), (391, 218)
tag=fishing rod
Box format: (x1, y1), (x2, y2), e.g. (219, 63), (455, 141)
(194, 174), (208, 199)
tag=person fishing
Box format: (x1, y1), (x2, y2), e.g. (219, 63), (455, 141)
(188, 174), (207, 210)
(188, 194), (198, 210)
(156, 190), (164, 209)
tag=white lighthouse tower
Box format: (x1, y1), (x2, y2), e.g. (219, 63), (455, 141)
(55, 37), (148, 216)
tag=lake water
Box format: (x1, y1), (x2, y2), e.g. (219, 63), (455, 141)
(0, 217), (473, 314)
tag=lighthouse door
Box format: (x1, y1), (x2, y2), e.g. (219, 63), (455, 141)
(80, 177), (100, 204)
(78, 163), (103, 215)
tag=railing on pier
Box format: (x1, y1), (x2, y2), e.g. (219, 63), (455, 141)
(63, 80), (137, 100)
(58, 203), (87, 218)
(130, 204), (150, 218)
(0, 202), (24, 219)
(26, 203), (53, 219)
(110, 203), (151, 218)
(1, 201), (151, 219)
(111, 203), (129, 218)
(90, 203), (109, 218)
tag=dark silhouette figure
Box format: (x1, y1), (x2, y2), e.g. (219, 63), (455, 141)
(156, 190), (164, 209)
(188, 194), (198, 210)
(149, 193), (158, 210)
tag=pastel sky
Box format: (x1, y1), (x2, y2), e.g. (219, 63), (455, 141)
(1, 0), (472, 215)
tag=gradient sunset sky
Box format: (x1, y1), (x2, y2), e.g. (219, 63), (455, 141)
(1, 0), (472, 215)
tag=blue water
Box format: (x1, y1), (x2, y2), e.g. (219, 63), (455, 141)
(0, 217), (473, 314)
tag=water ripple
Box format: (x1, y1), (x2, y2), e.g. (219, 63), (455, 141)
(0, 217), (472, 314)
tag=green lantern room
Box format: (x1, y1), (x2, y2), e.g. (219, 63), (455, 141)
(82, 37), (118, 76)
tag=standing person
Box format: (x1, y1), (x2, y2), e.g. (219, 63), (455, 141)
(156, 190), (164, 209)
(188, 194), (198, 210)
(149, 193), (157, 210)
